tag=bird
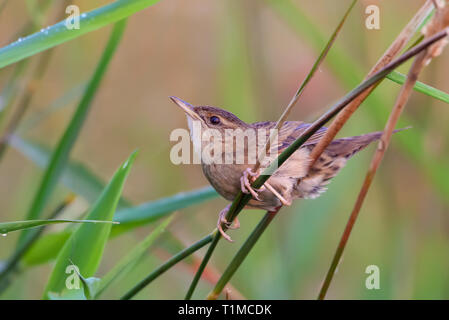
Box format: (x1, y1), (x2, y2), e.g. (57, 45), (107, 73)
(170, 96), (405, 241)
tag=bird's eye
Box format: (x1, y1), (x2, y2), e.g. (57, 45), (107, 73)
(210, 116), (220, 125)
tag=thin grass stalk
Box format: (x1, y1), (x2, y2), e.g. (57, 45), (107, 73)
(184, 230), (220, 299)
(0, 0), (71, 161)
(0, 49), (53, 160)
(308, 0), (435, 167)
(0, 21), (128, 289)
(206, 208), (280, 300)
(121, 231), (216, 300)
(207, 34), (436, 299)
(185, 2), (357, 298)
(254, 0), (357, 172)
(387, 70), (449, 104)
(0, 194), (75, 292)
(18, 20), (127, 247)
(0, 0), (160, 69)
(318, 6), (449, 300)
(184, 29), (447, 299)
(0, 0), (54, 129)
(318, 52), (427, 300)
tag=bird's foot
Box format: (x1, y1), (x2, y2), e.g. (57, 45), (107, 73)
(217, 204), (240, 243)
(240, 168), (266, 201)
(240, 168), (291, 206)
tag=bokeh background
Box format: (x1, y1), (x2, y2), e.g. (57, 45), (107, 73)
(1, 0), (449, 299)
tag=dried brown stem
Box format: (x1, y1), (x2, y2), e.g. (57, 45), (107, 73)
(318, 3), (449, 300)
(308, 0), (435, 168)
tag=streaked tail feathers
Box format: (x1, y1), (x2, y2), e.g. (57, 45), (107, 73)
(294, 128), (408, 199)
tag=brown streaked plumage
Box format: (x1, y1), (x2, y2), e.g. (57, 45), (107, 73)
(170, 96), (405, 239)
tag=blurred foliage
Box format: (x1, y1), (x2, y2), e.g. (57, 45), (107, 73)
(0, 0), (448, 300)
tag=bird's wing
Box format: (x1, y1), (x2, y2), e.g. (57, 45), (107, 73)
(251, 120), (327, 155)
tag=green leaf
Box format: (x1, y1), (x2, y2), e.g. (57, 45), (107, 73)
(22, 187), (216, 266)
(18, 20), (128, 247)
(22, 231), (71, 266)
(79, 275), (101, 300)
(42, 150), (137, 299)
(0, 0), (161, 69)
(94, 216), (174, 299)
(0, 219), (117, 235)
(112, 186), (217, 235)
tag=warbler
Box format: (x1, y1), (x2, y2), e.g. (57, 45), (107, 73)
(171, 96), (405, 241)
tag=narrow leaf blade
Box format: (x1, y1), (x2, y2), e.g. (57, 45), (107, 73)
(42, 151), (137, 298)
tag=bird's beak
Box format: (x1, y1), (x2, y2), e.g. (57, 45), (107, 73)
(169, 96), (200, 120)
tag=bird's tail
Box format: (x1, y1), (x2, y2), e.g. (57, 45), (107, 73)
(294, 126), (410, 199)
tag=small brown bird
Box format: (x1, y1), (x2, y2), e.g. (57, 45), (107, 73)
(170, 96), (403, 241)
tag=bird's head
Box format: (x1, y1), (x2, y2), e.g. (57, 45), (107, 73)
(170, 96), (248, 133)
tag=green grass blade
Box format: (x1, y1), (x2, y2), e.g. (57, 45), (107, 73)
(0, 0), (160, 69)
(18, 20), (127, 247)
(121, 232), (215, 300)
(10, 137), (219, 226)
(207, 211), (278, 300)
(22, 231), (72, 266)
(0, 219), (116, 234)
(21, 187), (217, 266)
(42, 150), (137, 299)
(112, 187), (217, 235)
(264, 0), (449, 202)
(94, 216), (173, 299)
(387, 70), (449, 104)
(264, 0), (444, 101)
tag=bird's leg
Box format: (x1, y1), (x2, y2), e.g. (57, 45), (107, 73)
(217, 204), (240, 243)
(263, 182), (292, 206)
(240, 167), (291, 206)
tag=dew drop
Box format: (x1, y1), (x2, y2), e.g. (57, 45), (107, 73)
(18, 38), (22, 42)
(81, 13), (87, 18)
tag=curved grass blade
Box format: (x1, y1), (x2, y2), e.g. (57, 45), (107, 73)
(121, 232), (215, 300)
(187, 29), (448, 299)
(207, 210), (279, 300)
(0, 219), (117, 235)
(387, 70), (449, 104)
(94, 216), (174, 299)
(0, 0), (161, 69)
(112, 187), (217, 235)
(186, 0), (357, 299)
(21, 187), (216, 265)
(18, 19), (128, 247)
(264, 0), (449, 202)
(42, 150), (137, 299)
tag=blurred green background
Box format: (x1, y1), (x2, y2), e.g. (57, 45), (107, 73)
(0, 0), (448, 299)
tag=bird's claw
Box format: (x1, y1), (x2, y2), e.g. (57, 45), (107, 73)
(217, 205), (239, 243)
(240, 168), (265, 201)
